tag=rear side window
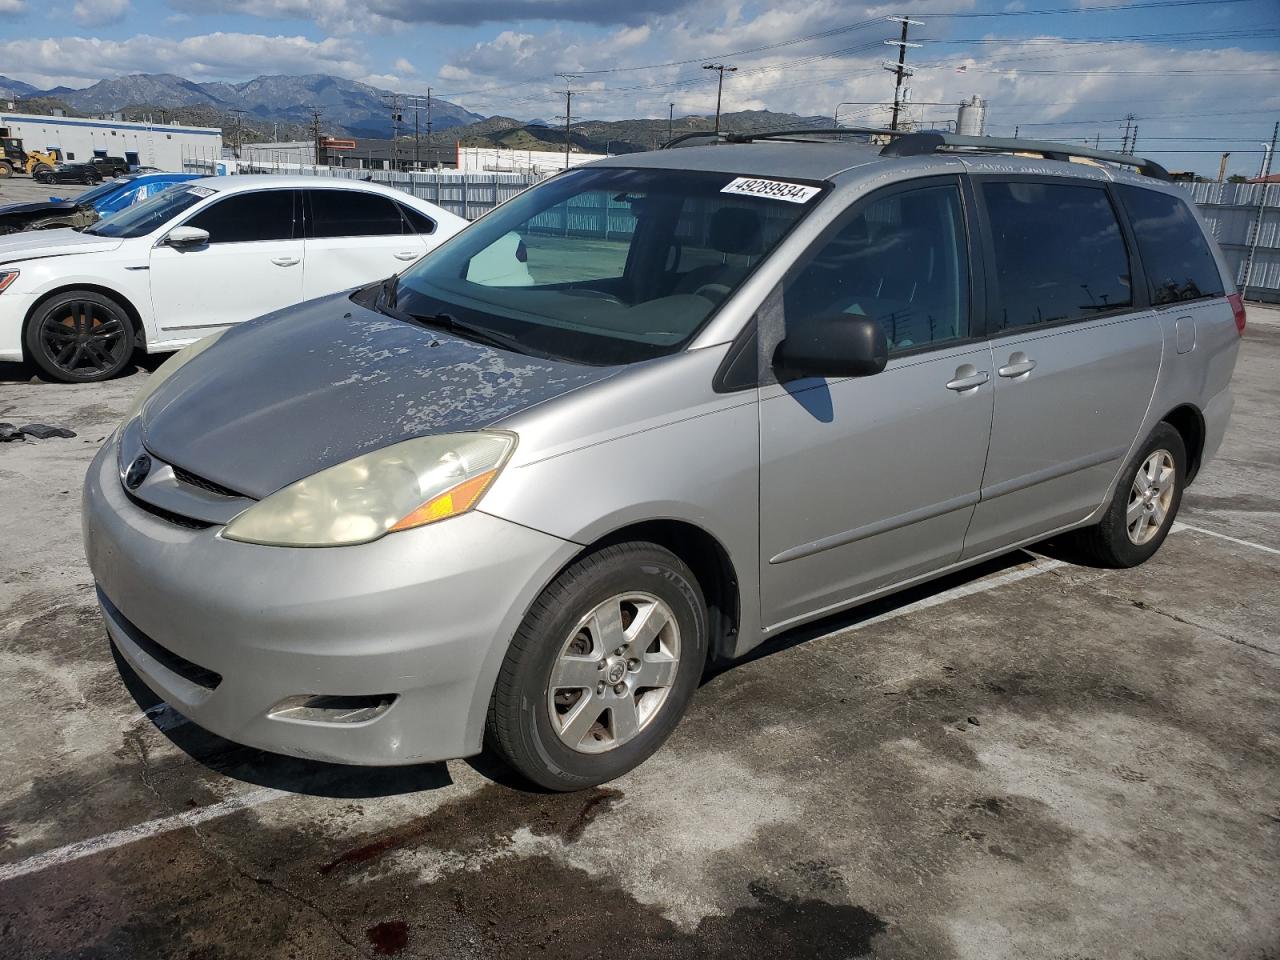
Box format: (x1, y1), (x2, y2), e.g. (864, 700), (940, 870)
(309, 190), (405, 238)
(186, 190), (297, 243)
(983, 181), (1132, 328)
(1116, 185), (1224, 305)
(785, 183), (970, 353)
(398, 203), (436, 235)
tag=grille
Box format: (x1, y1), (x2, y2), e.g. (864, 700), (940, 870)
(172, 465), (245, 499)
(99, 589), (223, 691)
(125, 491), (213, 530)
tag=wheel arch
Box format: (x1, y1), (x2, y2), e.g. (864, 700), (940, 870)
(24, 283), (147, 357)
(572, 518), (743, 666)
(1161, 403), (1206, 483)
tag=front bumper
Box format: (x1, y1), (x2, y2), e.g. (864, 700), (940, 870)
(0, 289), (32, 362)
(82, 434), (579, 765)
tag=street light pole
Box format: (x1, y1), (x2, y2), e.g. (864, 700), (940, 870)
(702, 64), (737, 135)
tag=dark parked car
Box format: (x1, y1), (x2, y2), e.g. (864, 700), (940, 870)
(90, 156), (129, 177)
(34, 163), (103, 185)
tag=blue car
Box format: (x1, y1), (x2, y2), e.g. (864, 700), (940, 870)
(0, 172), (201, 234)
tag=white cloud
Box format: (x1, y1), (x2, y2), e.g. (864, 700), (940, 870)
(73, 0), (130, 26)
(394, 57), (417, 74)
(0, 0), (27, 12)
(0, 33), (368, 88)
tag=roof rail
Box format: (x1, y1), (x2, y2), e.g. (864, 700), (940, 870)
(661, 127), (904, 149)
(880, 131), (1171, 181)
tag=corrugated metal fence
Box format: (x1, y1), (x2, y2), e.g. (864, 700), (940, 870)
(1182, 180), (1280, 303)
(184, 157), (543, 221)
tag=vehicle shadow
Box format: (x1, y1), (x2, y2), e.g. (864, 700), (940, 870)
(0, 351), (165, 384)
(704, 548), (1040, 682)
(111, 641), (453, 798)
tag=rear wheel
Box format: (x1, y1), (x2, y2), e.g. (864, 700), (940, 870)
(0, 161), (13, 179)
(1070, 422), (1186, 567)
(24, 290), (136, 383)
(32, 163), (52, 178)
(487, 542), (707, 791)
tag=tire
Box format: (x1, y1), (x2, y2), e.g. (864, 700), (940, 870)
(0, 162), (13, 179)
(24, 290), (136, 383)
(487, 541), (708, 791)
(1070, 422), (1186, 568)
(33, 163), (52, 178)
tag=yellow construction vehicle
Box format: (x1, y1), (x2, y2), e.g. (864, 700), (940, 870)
(0, 137), (61, 178)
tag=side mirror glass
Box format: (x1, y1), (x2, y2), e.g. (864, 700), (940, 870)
(165, 225), (209, 247)
(773, 314), (889, 380)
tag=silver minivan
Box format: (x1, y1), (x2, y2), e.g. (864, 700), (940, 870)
(83, 132), (1244, 790)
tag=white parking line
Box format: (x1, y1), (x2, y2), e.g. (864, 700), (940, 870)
(835, 556), (1067, 636)
(1172, 521), (1280, 556)
(0, 522), (1267, 884)
(0, 787), (286, 884)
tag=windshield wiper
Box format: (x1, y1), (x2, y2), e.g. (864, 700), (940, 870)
(406, 310), (537, 356)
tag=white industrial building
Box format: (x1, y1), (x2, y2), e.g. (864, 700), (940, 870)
(0, 111), (222, 172)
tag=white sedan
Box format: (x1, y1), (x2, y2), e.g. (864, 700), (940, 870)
(0, 176), (466, 381)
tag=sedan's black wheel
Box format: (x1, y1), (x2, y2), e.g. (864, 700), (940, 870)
(24, 291), (136, 383)
(1070, 422), (1186, 568)
(487, 541), (707, 791)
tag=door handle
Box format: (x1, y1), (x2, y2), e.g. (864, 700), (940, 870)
(998, 353), (1037, 378)
(945, 370), (990, 392)
(393, 251), (420, 261)
(271, 256), (300, 267)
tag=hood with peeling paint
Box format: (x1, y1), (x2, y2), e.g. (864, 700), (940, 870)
(140, 293), (622, 499)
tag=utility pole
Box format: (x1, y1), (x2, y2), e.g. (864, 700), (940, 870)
(1120, 113), (1136, 154)
(557, 74), (580, 168)
(702, 63), (737, 135)
(230, 108), (246, 158)
(310, 108), (323, 169)
(668, 102), (674, 144)
(1128, 124), (1139, 156)
(1241, 120), (1278, 300)
(884, 16), (923, 132)
(1217, 152), (1231, 184)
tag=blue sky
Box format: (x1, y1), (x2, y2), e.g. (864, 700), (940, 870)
(1, 0), (1278, 175)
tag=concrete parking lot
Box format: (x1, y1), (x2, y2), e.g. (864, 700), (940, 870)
(0, 177), (93, 206)
(0, 304), (1277, 959)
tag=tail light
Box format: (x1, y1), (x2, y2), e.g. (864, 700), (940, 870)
(1228, 292), (1246, 334)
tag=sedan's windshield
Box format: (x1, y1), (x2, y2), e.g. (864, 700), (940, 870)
(73, 177), (137, 206)
(392, 167), (822, 365)
(85, 184), (213, 238)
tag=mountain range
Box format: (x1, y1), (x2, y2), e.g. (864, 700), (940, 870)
(1, 72), (830, 154)
(0, 73), (484, 138)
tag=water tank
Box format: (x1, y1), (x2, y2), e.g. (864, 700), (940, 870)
(956, 96), (986, 137)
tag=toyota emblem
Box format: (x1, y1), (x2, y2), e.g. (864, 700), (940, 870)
(125, 454), (152, 490)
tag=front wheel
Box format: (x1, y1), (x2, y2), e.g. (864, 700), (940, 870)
(1070, 422), (1186, 567)
(486, 542), (707, 791)
(24, 290), (137, 383)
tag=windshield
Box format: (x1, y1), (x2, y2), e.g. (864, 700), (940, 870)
(85, 185), (213, 239)
(73, 177), (136, 206)
(392, 167), (821, 365)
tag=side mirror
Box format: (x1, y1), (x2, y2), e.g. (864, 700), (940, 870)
(164, 225), (209, 247)
(773, 314), (889, 380)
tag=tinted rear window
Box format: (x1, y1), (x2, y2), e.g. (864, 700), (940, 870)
(310, 190), (405, 238)
(983, 181), (1132, 329)
(1116, 185), (1224, 305)
(398, 203), (436, 235)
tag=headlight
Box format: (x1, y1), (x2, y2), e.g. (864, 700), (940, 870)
(0, 269), (19, 293)
(121, 329), (226, 425)
(222, 431), (516, 547)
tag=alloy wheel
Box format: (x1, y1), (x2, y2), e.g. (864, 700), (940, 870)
(1126, 449), (1176, 545)
(547, 592), (681, 754)
(38, 300), (129, 379)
